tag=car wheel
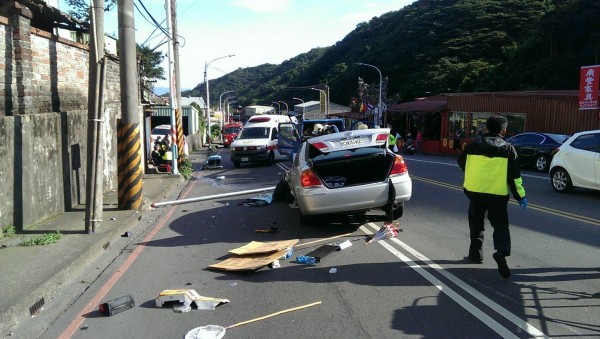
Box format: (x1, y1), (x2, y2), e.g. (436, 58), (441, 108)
(272, 179), (289, 202)
(551, 168), (574, 193)
(391, 202), (404, 219)
(535, 155), (549, 172)
(266, 151), (275, 166)
(233, 161), (240, 168)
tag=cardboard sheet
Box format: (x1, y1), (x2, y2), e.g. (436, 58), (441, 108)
(228, 239), (299, 256)
(208, 249), (290, 271)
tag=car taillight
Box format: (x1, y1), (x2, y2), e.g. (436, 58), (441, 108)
(376, 133), (388, 143)
(300, 169), (322, 188)
(390, 155), (408, 176)
(311, 142), (329, 151)
(266, 145), (277, 151)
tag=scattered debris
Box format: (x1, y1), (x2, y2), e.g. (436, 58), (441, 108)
(216, 176), (226, 180)
(225, 203), (230, 207)
(365, 223), (401, 244)
(99, 294), (135, 316)
(305, 244), (339, 261)
(228, 240), (298, 256)
(329, 268), (337, 274)
(173, 305), (192, 313)
(208, 240), (298, 271)
(255, 226), (278, 233)
(239, 193), (273, 207)
(110, 217), (117, 221)
(182, 209), (189, 212)
(155, 289), (229, 310)
(268, 260), (280, 268)
(80, 325), (88, 331)
(185, 301), (322, 339)
(336, 240), (353, 250)
(185, 282), (192, 286)
(121, 231), (132, 237)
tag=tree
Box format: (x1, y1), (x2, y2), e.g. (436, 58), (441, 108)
(64, 0), (116, 23)
(137, 44), (166, 84)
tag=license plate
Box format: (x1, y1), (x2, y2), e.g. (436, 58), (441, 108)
(340, 138), (363, 147)
(241, 157), (249, 162)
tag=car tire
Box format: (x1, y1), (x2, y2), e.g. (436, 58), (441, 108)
(535, 155), (549, 172)
(391, 202), (404, 219)
(265, 151), (275, 166)
(233, 161), (241, 168)
(551, 167), (574, 193)
(272, 179), (289, 202)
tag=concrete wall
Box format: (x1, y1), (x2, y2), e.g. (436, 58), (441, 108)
(0, 3), (121, 230)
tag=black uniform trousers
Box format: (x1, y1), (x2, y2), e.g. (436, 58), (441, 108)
(468, 200), (511, 260)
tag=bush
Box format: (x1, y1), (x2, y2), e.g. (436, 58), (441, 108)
(179, 157), (193, 179)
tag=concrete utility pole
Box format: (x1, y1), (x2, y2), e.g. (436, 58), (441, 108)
(117, 0), (144, 209)
(170, 0), (184, 164)
(165, 0), (178, 174)
(85, 0), (105, 233)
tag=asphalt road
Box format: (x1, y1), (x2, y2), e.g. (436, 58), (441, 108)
(32, 150), (600, 338)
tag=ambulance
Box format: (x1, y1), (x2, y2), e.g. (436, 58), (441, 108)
(230, 114), (295, 167)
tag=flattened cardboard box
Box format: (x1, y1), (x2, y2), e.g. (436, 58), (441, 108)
(228, 239), (299, 256)
(208, 249), (290, 271)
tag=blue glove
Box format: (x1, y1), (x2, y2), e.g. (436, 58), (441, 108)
(518, 198), (527, 211)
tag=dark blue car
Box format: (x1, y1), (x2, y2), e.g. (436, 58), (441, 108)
(506, 132), (570, 172)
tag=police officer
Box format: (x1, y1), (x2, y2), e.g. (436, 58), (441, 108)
(457, 115), (527, 278)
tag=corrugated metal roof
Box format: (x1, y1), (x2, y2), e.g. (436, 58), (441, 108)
(152, 106), (196, 117)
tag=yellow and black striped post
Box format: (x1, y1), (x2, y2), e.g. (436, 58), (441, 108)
(175, 107), (185, 164)
(117, 122), (143, 210)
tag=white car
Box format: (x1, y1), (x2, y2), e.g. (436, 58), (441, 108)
(151, 124), (171, 145)
(281, 128), (412, 223)
(549, 130), (600, 193)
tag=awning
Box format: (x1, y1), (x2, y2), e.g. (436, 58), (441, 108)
(388, 98), (447, 112)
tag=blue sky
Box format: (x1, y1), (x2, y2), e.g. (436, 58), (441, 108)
(58, 0), (416, 89)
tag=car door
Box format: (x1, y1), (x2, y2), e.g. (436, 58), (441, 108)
(567, 132), (600, 188)
(277, 122), (300, 161)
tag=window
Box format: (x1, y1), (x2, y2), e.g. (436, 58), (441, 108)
(571, 133), (600, 153)
(449, 112), (467, 138)
(524, 134), (544, 145)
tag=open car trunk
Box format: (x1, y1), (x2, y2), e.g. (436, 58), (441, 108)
(309, 147), (395, 188)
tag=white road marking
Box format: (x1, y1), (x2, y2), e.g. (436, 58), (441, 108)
(363, 223), (550, 338)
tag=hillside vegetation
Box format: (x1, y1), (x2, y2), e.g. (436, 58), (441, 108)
(184, 0), (600, 108)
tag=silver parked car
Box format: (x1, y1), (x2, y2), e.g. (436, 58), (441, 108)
(549, 130), (600, 193)
(281, 128), (412, 223)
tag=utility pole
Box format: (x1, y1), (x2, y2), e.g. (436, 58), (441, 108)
(171, 0), (184, 164)
(117, 0), (144, 209)
(85, 0), (105, 233)
(165, 0), (178, 174)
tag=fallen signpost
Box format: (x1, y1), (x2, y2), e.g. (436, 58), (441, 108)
(151, 186), (276, 208)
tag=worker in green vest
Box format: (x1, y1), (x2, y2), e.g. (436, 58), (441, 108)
(387, 127), (399, 153)
(457, 115), (527, 279)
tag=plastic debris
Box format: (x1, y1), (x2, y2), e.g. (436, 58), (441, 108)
(121, 231), (132, 237)
(185, 325), (226, 339)
(268, 260), (280, 268)
(365, 223), (400, 244)
(337, 240), (352, 250)
(173, 304), (192, 313)
(156, 289), (229, 310)
(329, 268), (337, 274)
(216, 176), (226, 180)
(110, 217), (117, 221)
(239, 193), (273, 207)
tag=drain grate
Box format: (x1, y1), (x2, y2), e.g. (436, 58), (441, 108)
(30, 297), (45, 316)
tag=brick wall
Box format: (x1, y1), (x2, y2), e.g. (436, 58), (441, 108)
(0, 2), (123, 229)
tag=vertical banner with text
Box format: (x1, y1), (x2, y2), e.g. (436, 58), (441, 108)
(579, 65), (600, 110)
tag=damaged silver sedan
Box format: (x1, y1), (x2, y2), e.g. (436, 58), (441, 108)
(279, 127), (412, 224)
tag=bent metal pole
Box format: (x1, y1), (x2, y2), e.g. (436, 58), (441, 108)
(151, 186), (276, 208)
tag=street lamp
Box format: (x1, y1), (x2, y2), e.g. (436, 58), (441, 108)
(356, 62), (383, 126)
(219, 90), (235, 137)
(271, 101), (280, 114)
(292, 97), (304, 103)
(204, 54), (235, 147)
(278, 101), (289, 114)
(224, 96), (236, 122)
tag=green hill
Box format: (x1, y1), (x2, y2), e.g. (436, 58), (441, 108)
(184, 0), (600, 108)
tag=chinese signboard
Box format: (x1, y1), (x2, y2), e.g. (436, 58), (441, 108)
(579, 65), (600, 110)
